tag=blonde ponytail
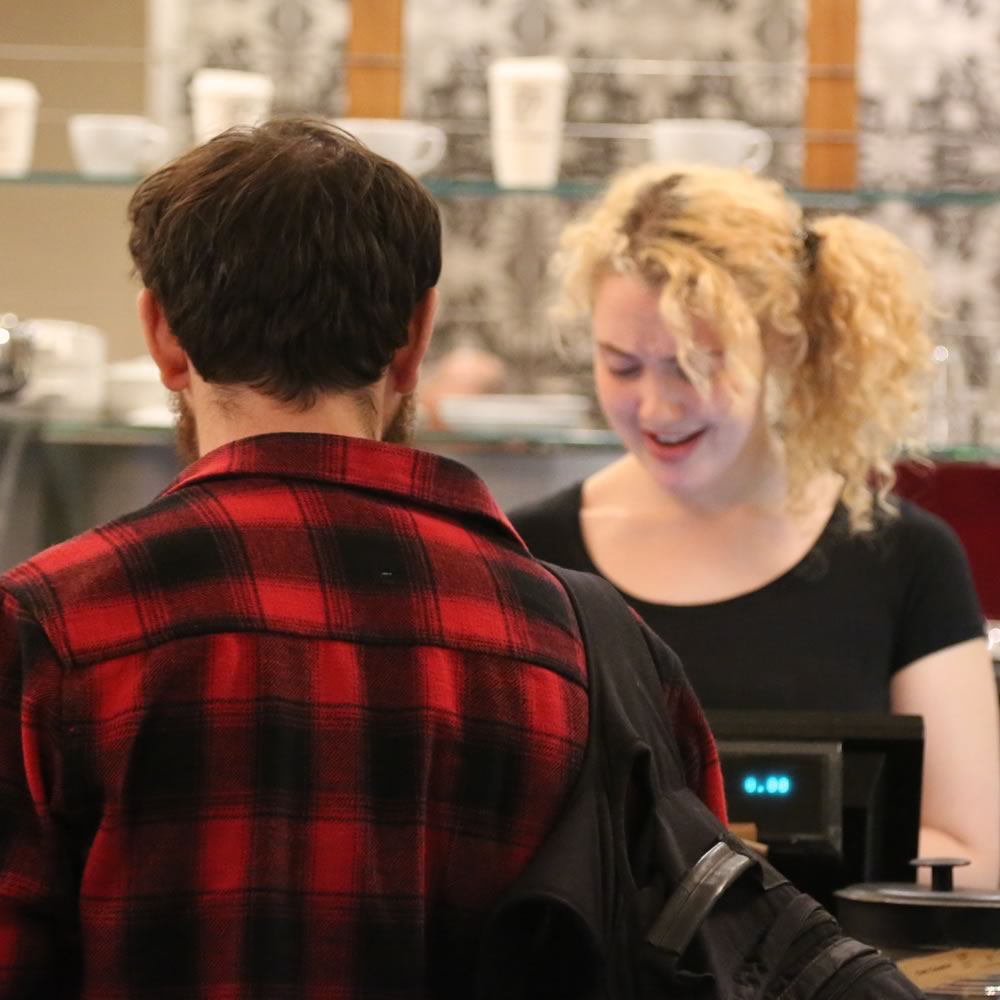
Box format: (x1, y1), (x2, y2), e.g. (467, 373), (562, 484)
(781, 215), (932, 530)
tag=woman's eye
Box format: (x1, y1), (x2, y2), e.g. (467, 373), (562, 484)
(608, 366), (641, 379)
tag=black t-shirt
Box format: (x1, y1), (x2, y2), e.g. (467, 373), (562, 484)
(509, 483), (985, 713)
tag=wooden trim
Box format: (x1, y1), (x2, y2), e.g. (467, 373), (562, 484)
(346, 0), (403, 118)
(802, 0), (858, 190)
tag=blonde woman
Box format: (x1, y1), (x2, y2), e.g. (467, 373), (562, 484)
(510, 163), (1000, 887)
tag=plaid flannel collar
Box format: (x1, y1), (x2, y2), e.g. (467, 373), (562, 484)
(160, 432), (515, 534)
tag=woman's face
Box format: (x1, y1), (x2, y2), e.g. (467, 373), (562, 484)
(591, 272), (769, 502)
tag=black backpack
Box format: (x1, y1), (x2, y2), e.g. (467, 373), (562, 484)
(477, 564), (924, 1000)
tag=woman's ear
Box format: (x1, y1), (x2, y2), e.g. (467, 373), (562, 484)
(138, 288), (190, 392)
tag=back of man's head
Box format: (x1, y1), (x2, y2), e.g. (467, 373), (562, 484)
(127, 117), (442, 407)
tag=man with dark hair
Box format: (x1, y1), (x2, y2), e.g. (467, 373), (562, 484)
(0, 118), (725, 998)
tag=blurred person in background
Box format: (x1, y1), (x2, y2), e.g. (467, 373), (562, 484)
(418, 343), (509, 429)
(0, 120), (726, 998)
(510, 162), (1000, 888)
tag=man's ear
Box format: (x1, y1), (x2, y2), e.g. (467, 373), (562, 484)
(389, 288), (437, 396)
(138, 288), (190, 392)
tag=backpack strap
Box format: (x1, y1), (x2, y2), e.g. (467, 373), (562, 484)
(541, 565), (757, 966)
(476, 563), (665, 999)
(644, 838), (754, 958)
(542, 561), (659, 697)
(540, 561), (687, 781)
(479, 563), (763, 998)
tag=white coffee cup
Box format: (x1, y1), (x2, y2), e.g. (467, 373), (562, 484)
(488, 57), (570, 189)
(189, 68), (274, 145)
(648, 119), (773, 173)
(331, 118), (447, 176)
(0, 78), (40, 177)
(68, 114), (167, 178)
(18, 318), (107, 414)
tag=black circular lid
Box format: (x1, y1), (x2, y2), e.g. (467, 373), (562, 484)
(837, 882), (1000, 908)
(835, 858), (1000, 953)
(837, 858), (1000, 909)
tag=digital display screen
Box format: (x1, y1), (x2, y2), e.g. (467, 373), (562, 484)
(741, 774), (793, 797)
(719, 744), (840, 845)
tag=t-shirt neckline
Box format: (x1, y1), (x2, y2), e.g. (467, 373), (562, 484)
(569, 481), (846, 613)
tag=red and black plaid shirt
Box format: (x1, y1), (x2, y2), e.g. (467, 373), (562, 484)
(0, 432), (724, 998)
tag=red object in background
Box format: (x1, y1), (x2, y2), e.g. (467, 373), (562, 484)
(895, 461), (1000, 620)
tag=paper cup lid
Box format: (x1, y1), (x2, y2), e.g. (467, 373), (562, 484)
(488, 58), (570, 81)
(190, 69), (274, 96)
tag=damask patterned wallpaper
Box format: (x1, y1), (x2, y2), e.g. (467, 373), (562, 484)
(157, 0), (1000, 442)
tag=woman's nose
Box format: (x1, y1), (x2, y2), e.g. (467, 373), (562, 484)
(639, 380), (688, 425)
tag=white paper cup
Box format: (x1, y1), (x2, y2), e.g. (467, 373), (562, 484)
(648, 119), (773, 173)
(0, 78), (40, 177)
(488, 58), (570, 189)
(189, 68), (274, 145)
(68, 114), (167, 177)
(331, 118), (447, 176)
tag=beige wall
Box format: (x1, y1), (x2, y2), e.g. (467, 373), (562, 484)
(0, 0), (148, 359)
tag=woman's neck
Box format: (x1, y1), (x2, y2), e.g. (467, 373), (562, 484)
(580, 450), (844, 607)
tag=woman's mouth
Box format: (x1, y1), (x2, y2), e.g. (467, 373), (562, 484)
(642, 427), (707, 462)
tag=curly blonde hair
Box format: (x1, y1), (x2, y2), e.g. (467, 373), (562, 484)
(557, 162), (933, 531)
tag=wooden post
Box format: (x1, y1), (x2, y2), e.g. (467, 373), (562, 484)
(347, 0), (403, 118)
(802, 0), (858, 190)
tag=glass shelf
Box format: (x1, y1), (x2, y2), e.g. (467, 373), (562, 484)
(1, 407), (996, 461)
(426, 179), (1000, 207)
(4, 172), (1000, 206)
(419, 426), (622, 449)
(425, 178), (602, 199)
(0, 171), (142, 187)
(29, 415), (624, 450)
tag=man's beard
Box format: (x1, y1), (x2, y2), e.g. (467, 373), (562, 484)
(170, 389), (417, 460)
(171, 392), (200, 466)
(383, 392), (417, 444)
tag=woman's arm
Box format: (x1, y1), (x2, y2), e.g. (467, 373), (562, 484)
(890, 637), (1000, 888)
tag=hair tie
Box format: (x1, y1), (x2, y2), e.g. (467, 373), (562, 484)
(797, 226), (822, 273)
